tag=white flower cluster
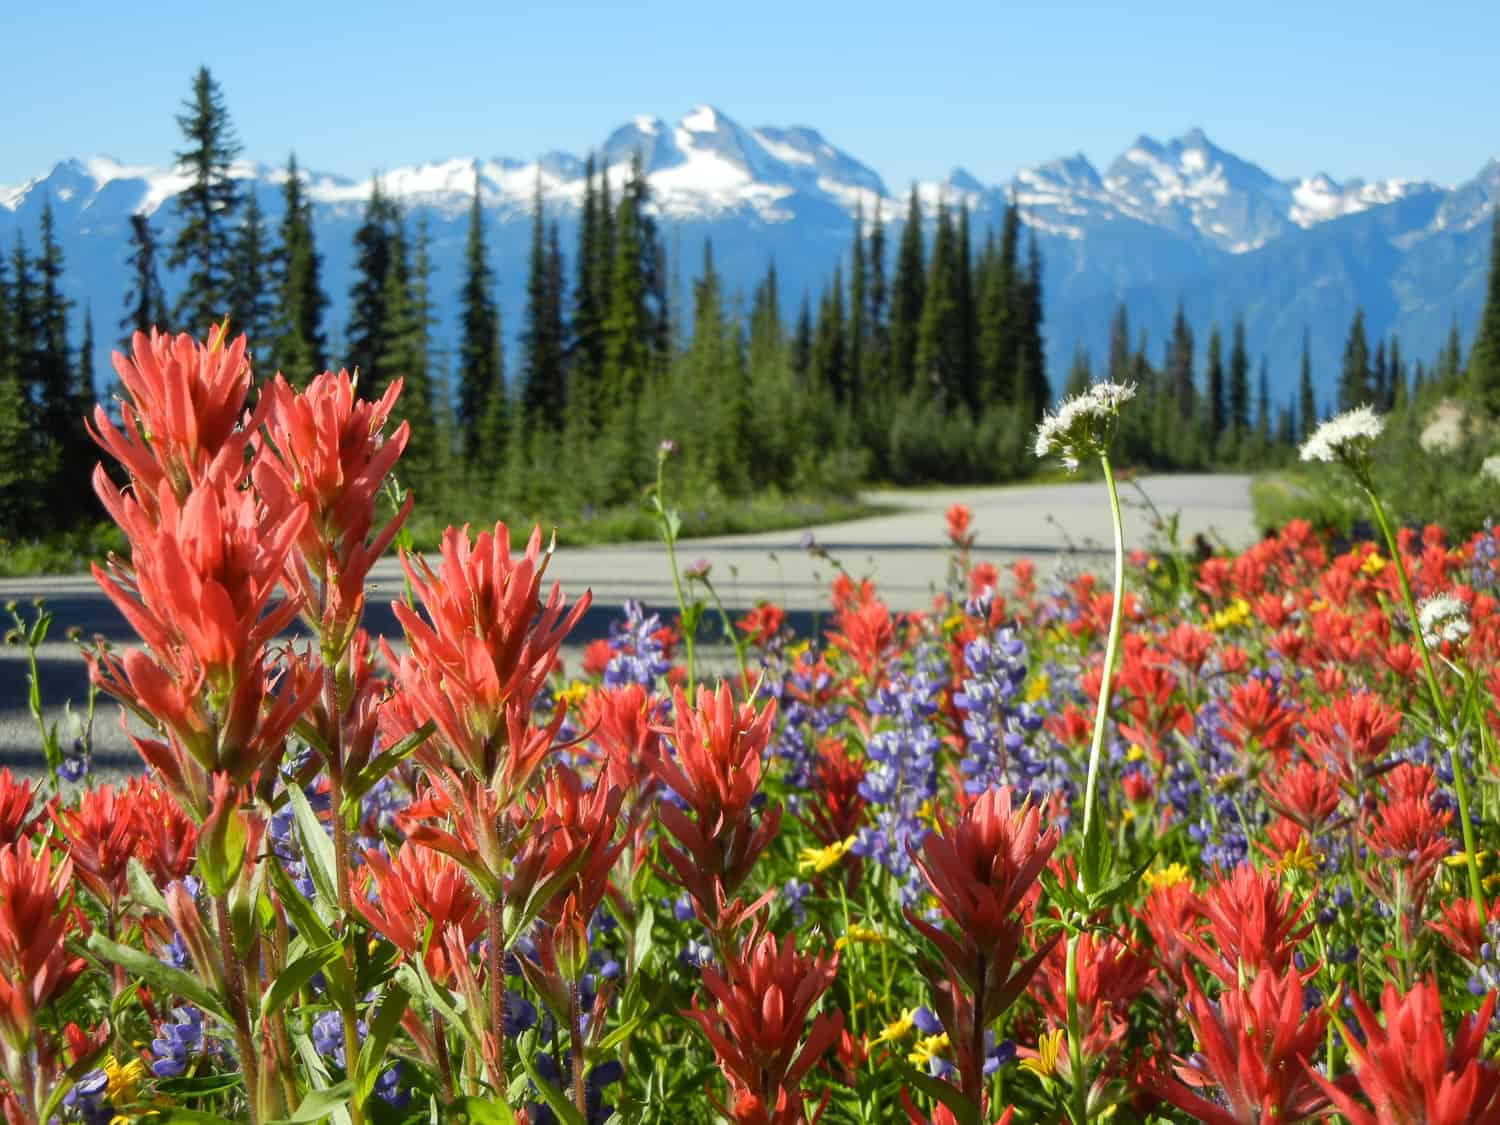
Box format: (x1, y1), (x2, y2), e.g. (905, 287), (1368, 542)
(1417, 593), (1470, 648)
(1481, 454), (1500, 484)
(1298, 405), (1385, 465)
(1033, 381), (1137, 472)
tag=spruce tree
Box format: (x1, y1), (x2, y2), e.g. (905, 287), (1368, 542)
(228, 188), (274, 362)
(888, 187), (925, 388)
(1439, 318), (1464, 384)
(790, 295), (813, 385)
(400, 217), (440, 484)
(1206, 325), (1226, 443)
(914, 200), (960, 403)
(169, 66), (241, 333)
(78, 305), (95, 416)
(848, 201), (867, 407)
(1107, 305), (1131, 384)
(458, 179), (504, 469)
(954, 204), (977, 409)
(748, 263), (783, 375)
(1255, 359), (1271, 445)
(370, 212), (417, 404)
(122, 213), (168, 344)
(1339, 308), (1371, 411)
(813, 267), (847, 402)
(1469, 209), (1500, 415)
(1297, 328), (1316, 437)
(1389, 335), (1406, 409)
(865, 200), (888, 399)
(602, 161), (652, 414)
(976, 219), (1016, 406)
(570, 156), (605, 411)
(346, 178), (397, 395)
(1166, 302), (1195, 422)
(36, 202), (88, 516)
(522, 178), (566, 425)
(1014, 234), (1048, 417)
(269, 153), (328, 384)
(1228, 319), (1251, 439)
(1370, 339), (1388, 411)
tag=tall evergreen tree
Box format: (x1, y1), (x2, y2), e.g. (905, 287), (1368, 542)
(790, 295), (813, 385)
(1255, 358), (1271, 444)
(269, 153), (328, 383)
(888, 187), (925, 387)
(168, 66), (241, 332)
(1166, 302), (1195, 422)
(602, 158), (654, 414)
(1298, 328), (1316, 437)
(848, 201), (867, 406)
(1370, 338), (1389, 411)
(1389, 335), (1406, 409)
(1205, 325), (1226, 442)
(34, 203), (86, 519)
(976, 209), (1019, 406)
(1063, 344), (1092, 398)
(914, 200), (961, 402)
(345, 178), (397, 394)
(1339, 307), (1371, 411)
(813, 266), (847, 402)
(78, 305), (95, 415)
(570, 156), (606, 409)
(458, 179), (504, 468)
(369, 212), (418, 404)
(865, 201), (888, 399)
(1439, 318), (1464, 384)
(1107, 305), (1131, 384)
(1469, 209), (1500, 415)
(1227, 318), (1251, 439)
(1015, 235), (1048, 416)
(122, 213), (168, 344)
(954, 204), (977, 409)
(227, 188), (274, 361)
(522, 179), (566, 425)
(400, 217), (440, 482)
(748, 263), (783, 374)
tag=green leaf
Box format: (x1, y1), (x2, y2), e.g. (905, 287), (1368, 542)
(354, 985), (410, 1107)
(452, 1097), (517, 1125)
(287, 783), (340, 910)
(629, 901), (655, 976)
(154, 1073), (245, 1097)
(517, 1044), (586, 1125)
(87, 934), (229, 1024)
(342, 721), (434, 811)
(894, 1061), (981, 1125)
(269, 857), (334, 944)
(265, 1079), (354, 1124)
(1080, 809), (1109, 896)
(137, 1111), (241, 1124)
(127, 856), (169, 915)
(260, 941), (339, 1022)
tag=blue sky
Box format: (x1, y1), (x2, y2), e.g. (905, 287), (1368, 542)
(4, 0), (1496, 189)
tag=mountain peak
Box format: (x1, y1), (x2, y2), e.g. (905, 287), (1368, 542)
(681, 104), (731, 134)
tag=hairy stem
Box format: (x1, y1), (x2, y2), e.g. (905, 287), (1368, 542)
(657, 457), (697, 696)
(215, 895), (261, 1125)
(488, 900), (508, 1099)
(1082, 455), (1127, 844)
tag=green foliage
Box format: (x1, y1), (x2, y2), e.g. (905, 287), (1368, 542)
(169, 65), (241, 333)
(1470, 211), (1500, 415)
(268, 153), (329, 384)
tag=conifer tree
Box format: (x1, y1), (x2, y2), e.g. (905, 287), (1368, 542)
(169, 66), (241, 332)
(269, 153), (328, 384)
(570, 156), (606, 409)
(865, 200), (888, 398)
(1370, 338), (1388, 411)
(790, 295), (813, 385)
(915, 200), (960, 402)
(522, 179), (566, 425)
(889, 187), (925, 388)
(78, 305), (95, 414)
(458, 179), (504, 469)
(1255, 359), (1271, 444)
(976, 218), (1016, 406)
(1014, 234), (1048, 416)
(748, 263), (783, 374)
(1107, 305), (1131, 384)
(813, 267), (847, 402)
(1228, 318), (1250, 440)
(1166, 302), (1195, 422)
(1339, 307), (1371, 411)
(370, 212), (417, 404)
(1206, 325), (1226, 443)
(1469, 209), (1500, 415)
(0, 239), (52, 534)
(602, 160), (652, 414)
(228, 188), (274, 362)
(400, 217), (440, 483)
(1389, 335), (1406, 409)
(848, 201), (867, 406)
(1439, 318), (1464, 384)
(346, 178), (397, 396)
(954, 204), (977, 408)
(122, 213), (168, 344)
(1298, 328), (1316, 437)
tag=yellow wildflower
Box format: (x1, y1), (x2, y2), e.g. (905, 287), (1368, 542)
(908, 1033), (950, 1068)
(1025, 673), (1050, 703)
(943, 610), (965, 632)
(1019, 1028), (1067, 1079)
(1274, 834), (1321, 877)
(1360, 552), (1386, 576)
(1147, 557), (1160, 572)
(836, 923), (887, 951)
(787, 639), (811, 662)
(873, 1008), (918, 1045)
(798, 836), (855, 875)
(104, 1056), (147, 1104)
(1141, 863), (1191, 892)
(1124, 744), (1148, 763)
(1210, 597), (1252, 632)
(555, 679), (592, 708)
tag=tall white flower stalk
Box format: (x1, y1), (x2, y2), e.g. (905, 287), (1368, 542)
(1300, 406), (1485, 915)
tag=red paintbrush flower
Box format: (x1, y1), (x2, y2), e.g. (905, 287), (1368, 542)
(1158, 622), (1214, 674)
(351, 841), (485, 985)
(385, 522), (590, 794)
(1428, 896), (1500, 962)
(580, 683), (664, 800)
(288, 628), (388, 789)
(902, 1096), (1014, 1125)
(0, 770), (41, 847)
(1315, 979), (1500, 1124)
(125, 776), (198, 886)
(1261, 760), (1345, 834)
(683, 923), (842, 1125)
(1031, 930), (1154, 1074)
(652, 682), (780, 927)
(1184, 864), (1313, 986)
(827, 598), (895, 684)
(737, 602), (787, 648)
(1221, 677), (1298, 760)
(0, 841), (86, 1055)
(88, 326), (262, 511)
(946, 503), (975, 550)
(253, 370), (411, 657)
(49, 784), (137, 915)
(801, 737), (868, 848)
(1362, 765), (1452, 933)
(89, 467), (315, 815)
(1133, 877), (1205, 988)
(1298, 691), (1402, 789)
(1147, 967), (1331, 1125)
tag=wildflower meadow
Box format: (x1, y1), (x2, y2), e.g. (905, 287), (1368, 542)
(6, 322), (1500, 1124)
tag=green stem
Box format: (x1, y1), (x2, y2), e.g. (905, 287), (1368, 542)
(216, 896), (261, 1125)
(1082, 455), (1127, 843)
(657, 457), (697, 696)
(1064, 932), (1089, 1125)
(1364, 485), (1484, 915)
(703, 579), (751, 686)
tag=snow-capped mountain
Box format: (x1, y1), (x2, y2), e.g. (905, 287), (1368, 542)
(1, 105), (1495, 407)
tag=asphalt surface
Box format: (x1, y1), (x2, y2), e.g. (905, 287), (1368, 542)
(0, 473), (1256, 773)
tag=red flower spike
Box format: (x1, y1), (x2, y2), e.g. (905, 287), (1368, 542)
(1221, 677), (1297, 760)
(801, 737), (868, 848)
(581, 683), (664, 801)
(1362, 765), (1452, 933)
(0, 841), (86, 1054)
(49, 784), (138, 914)
(88, 326), (261, 509)
(945, 503), (975, 550)
(1031, 930), (1154, 1074)
(827, 598), (896, 684)
(351, 841), (484, 985)
(1133, 879), (1205, 987)
(902, 1095), (1014, 1125)
(386, 522), (590, 792)
(253, 371), (411, 656)
(1183, 864), (1313, 986)
(1298, 691), (1402, 789)
(737, 602), (787, 649)
(0, 770), (41, 846)
(683, 924), (843, 1125)
(1261, 761), (1345, 835)
(125, 776), (198, 886)
(1148, 968), (1332, 1125)
(1315, 979), (1500, 1124)
(652, 682), (780, 926)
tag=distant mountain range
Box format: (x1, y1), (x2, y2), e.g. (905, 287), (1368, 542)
(2, 105), (1496, 407)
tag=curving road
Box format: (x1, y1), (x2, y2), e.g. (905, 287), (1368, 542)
(0, 473), (1256, 772)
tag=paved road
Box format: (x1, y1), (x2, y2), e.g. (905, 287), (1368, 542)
(0, 473), (1256, 771)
